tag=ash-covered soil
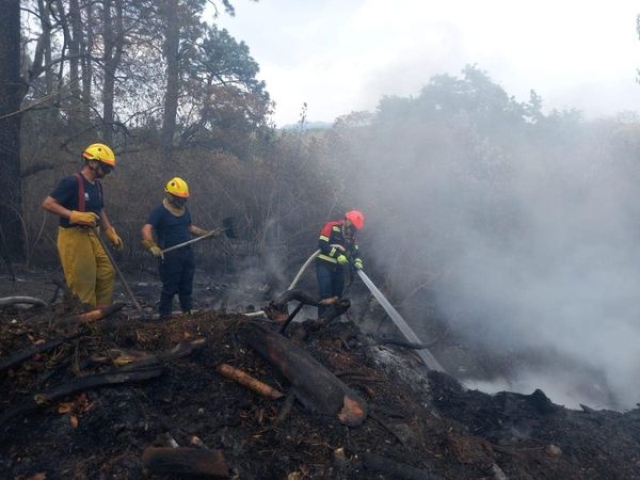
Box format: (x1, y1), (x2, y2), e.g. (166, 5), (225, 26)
(1, 269), (640, 479)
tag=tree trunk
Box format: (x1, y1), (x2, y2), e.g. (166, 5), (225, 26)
(102, 0), (125, 143)
(161, 0), (180, 152)
(81, 0), (94, 127)
(59, 0), (83, 129)
(0, 0), (24, 262)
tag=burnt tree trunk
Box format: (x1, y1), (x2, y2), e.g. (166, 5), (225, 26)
(0, 0), (24, 263)
(238, 321), (368, 426)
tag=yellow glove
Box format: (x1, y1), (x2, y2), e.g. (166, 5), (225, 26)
(69, 210), (99, 227)
(104, 226), (123, 251)
(353, 258), (363, 270)
(336, 254), (349, 265)
(142, 239), (163, 259)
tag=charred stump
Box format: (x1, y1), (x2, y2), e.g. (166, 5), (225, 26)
(237, 320), (367, 426)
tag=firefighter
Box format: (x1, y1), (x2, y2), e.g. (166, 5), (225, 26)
(315, 210), (365, 317)
(141, 177), (218, 319)
(42, 143), (123, 307)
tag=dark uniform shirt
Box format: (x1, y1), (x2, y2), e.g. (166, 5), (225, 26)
(49, 174), (103, 228)
(146, 204), (193, 249)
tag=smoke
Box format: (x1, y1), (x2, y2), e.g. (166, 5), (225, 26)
(342, 92), (640, 410)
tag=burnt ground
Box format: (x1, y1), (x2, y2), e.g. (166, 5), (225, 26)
(1, 266), (640, 479)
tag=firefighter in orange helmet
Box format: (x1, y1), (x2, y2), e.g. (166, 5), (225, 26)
(42, 143), (123, 307)
(315, 210), (365, 317)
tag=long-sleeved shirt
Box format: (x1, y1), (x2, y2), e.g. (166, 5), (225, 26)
(316, 220), (361, 265)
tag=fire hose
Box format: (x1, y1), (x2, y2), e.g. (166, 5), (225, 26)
(277, 248), (445, 372)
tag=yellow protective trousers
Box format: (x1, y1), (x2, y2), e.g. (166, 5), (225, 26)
(57, 227), (115, 307)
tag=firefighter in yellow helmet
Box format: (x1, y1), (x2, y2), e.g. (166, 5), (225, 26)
(141, 177), (220, 319)
(42, 143), (123, 307)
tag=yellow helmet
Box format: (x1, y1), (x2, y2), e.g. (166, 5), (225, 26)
(82, 143), (116, 167)
(165, 177), (189, 198)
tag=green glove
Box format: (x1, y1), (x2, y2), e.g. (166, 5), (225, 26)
(336, 254), (349, 265)
(353, 258), (363, 270)
(69, 210), (99, 227)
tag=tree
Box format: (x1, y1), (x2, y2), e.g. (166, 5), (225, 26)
(160, 0), (182, 149)
(178, 24), (273, 156)
(0, 0), (24, 262)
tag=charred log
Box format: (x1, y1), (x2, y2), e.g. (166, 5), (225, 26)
(34, 366), (164, 405)
(0, 335), (79, 373)
(264, 288), (323, 323)
(0, 366), (163, 427)
(278, 302), (304, 333)
(237, 321), (367, 426)
(270, 288), (321, 307)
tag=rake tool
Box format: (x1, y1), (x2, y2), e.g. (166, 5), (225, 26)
(160, 217), (237, 255)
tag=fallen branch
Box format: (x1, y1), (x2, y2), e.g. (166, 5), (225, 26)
(56, 303), (125, 328)
(216, 363), (284, 400)
(142, 447), (229, 477)
(238, 321), (367, 427)
(278, 302), (304, 333)
(263, 289), (323, 323)
(0, 335), (79, 373)
(92, 338), (206, 368)
(0, 366), (164, 427)
(270, 288), (321, 307)
(34, 366), (164, 405)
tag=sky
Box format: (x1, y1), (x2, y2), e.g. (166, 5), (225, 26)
(211, 0), (640, 127)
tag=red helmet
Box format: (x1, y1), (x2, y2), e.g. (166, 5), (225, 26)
(345, 210), (365, 230)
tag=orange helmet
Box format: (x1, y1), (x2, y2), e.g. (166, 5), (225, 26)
(83, 143), (116, 167)
(345, 210), (365, 230)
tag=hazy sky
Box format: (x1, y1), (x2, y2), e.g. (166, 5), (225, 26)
(211, 0), (640, 126)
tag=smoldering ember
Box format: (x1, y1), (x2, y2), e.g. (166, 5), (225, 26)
(1, 270), (640, 480)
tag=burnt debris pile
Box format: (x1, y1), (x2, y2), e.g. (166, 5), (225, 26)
(1, 295), (640, 480)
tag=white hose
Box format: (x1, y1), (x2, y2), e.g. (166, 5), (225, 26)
(288, 249), (321, 290)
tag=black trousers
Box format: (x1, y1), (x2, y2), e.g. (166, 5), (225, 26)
(158, 247), (195, 317)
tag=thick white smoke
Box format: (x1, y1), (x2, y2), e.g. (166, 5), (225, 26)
(343, 91), (640, 410)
